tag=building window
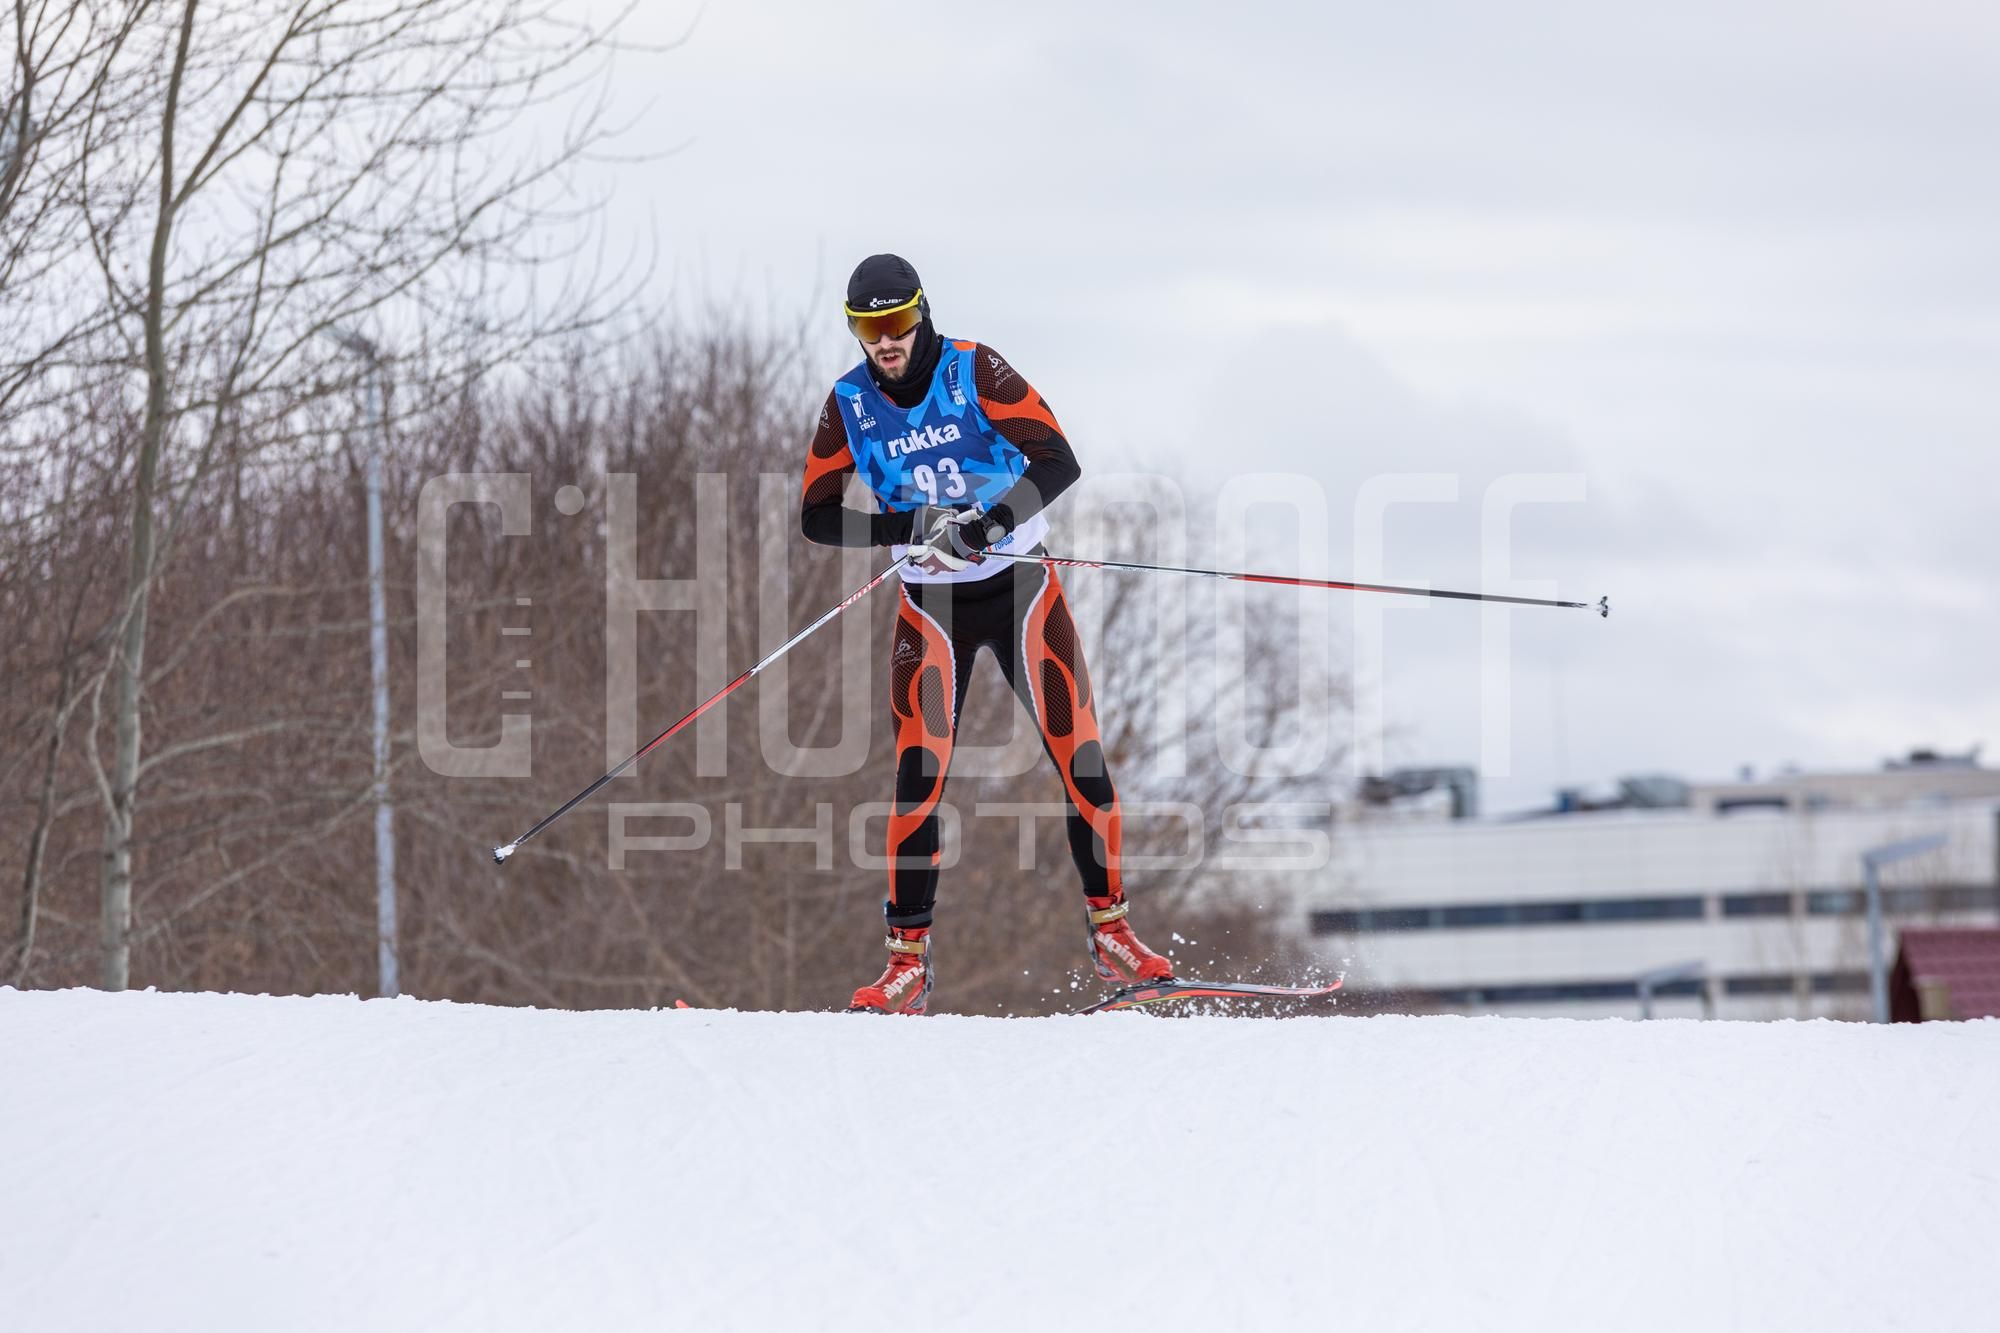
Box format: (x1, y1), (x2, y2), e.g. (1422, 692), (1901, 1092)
(1516, 900), (1585, 925)
(1434, 980), (1642, 1005)
(1724, 975), (1796, 996)
(1579, 897), (1705, 923)
(1418, 977), (1707, 1006)
(1883, 884), (2000, 915)
(1357, 971), (1896, 1010)
(1316, 883), (2000, 940)
(1789, 885), (2000, 918)
(1312, 894), (1704, 935)
(1722, 892), (1795, 917)
(1308, 907), (1437, 933)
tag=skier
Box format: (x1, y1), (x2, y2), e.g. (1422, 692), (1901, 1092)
(800, 254), (1174, 1013)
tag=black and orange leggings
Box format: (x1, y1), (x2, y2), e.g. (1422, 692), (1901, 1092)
(884, 562), (1121, 928)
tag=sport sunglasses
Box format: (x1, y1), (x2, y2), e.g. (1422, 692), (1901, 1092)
(844, 290), (924, 342)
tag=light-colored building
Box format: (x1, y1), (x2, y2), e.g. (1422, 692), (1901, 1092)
(1307, 753), (2000, 1020)
(1688, 748), (2000, 814)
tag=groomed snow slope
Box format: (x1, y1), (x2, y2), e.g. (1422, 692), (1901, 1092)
(3, 990), (1996, 1332)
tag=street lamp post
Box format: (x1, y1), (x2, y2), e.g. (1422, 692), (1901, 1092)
(1861, 832), (1948, 1024)
(328, 329), (400, 998)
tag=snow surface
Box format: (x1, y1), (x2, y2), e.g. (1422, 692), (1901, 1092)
(3, 989), (1997, 1332)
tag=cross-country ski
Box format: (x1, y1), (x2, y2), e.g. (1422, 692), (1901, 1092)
(1078, 976), (1347, 1013)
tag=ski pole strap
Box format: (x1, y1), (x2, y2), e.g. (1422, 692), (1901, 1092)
(1088, 901), (1130, 927)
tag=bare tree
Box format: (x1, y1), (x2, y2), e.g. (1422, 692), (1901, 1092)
(69, 0), (640, 988)
(0, 2), (153, 436)
(1, 395), (123, 984)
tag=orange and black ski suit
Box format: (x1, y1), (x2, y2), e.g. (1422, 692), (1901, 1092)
(800, 342), (1121, 928)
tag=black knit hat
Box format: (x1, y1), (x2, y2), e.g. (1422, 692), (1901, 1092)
(846, 254), (928, 317)
(845, 253), (938, 389)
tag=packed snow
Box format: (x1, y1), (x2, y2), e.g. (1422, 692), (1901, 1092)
(3, 988), (1996, 1331)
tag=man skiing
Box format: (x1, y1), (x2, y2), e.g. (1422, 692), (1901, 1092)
(800, 253), (1174, 1013)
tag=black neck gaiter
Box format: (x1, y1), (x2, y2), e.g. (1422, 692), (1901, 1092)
(869, 320), (941, 409)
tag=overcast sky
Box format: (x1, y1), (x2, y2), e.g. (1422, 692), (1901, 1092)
(571, 0), (1999, 813)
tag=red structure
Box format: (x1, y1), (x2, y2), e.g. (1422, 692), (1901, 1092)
(1890, 928), (2000, 1021)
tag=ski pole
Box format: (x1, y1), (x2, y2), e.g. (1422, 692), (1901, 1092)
(981, 550), (1609, 617)
(492, 554), (913, 865)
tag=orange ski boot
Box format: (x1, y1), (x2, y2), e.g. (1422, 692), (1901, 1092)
(1085, 896), (1174, 984)
(849, 925), (934, 1014)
